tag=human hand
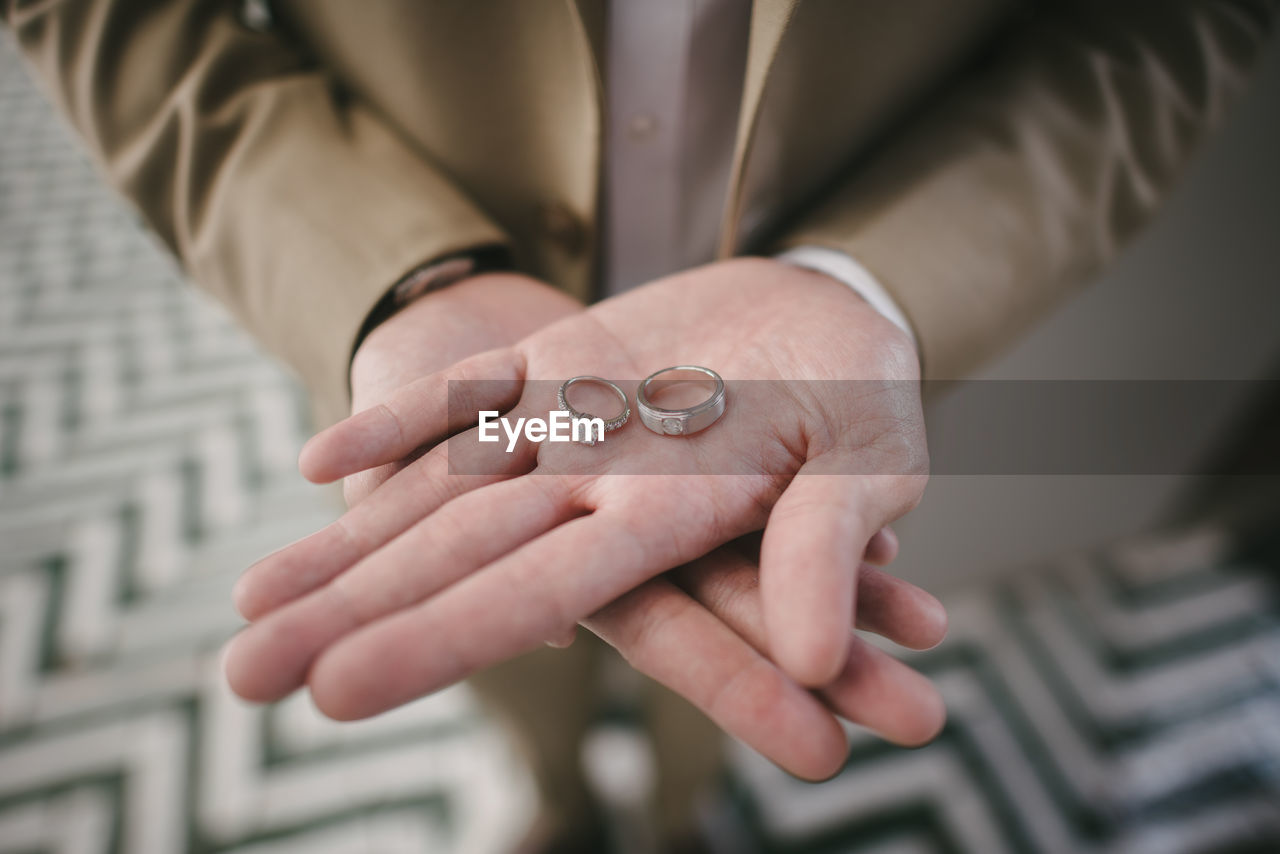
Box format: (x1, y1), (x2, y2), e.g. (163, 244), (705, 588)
(341, 271), (581, 504)
(235, 524), (946, 780)
(582, 531), (947, 779)
(226, 258), (935, 770)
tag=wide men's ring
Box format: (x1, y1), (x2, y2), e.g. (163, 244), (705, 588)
(557, 376), (630, 444)
(637, 366), (726, 436)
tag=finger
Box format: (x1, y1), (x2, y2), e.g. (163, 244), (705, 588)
(675, 550), (946, 745)
(585, 579), (849, 781)
(677, 555), (945, 651)
(854, 564), (947, 650)
(723, 527), (896, 570)
(342, 450), (425, 508)
(544, 626), (579, 649)
(299, 347), (524, 483)
(761, 460), (925, 687)
(224, 474), (582, 703)
(823, 635), (946, 746)
(864, 526), (898, 566)
(306, 507), (702, 719)
(233, 436), (536, 621)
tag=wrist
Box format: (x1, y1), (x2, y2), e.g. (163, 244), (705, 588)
(350, 270), (582, 407)
(748, 255), (920, 381)
(351, 245), (513, 364)
(773, 246), (918, 356)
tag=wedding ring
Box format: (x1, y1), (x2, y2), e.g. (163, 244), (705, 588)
(636, 366), (726, 437)
(556, 376), (630, 444)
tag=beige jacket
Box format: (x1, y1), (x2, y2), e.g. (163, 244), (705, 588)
(6, 0), (1275, 424)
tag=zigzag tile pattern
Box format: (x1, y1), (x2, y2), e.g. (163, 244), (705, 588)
(0, 33), (533, 854)
(735, 528), (1280, 853)
(3, 31), (1280, 854)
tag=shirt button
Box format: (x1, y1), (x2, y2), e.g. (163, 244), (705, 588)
(538, 202), (587, 255)
(627, 113), (658, 141)
(239, 0), (273, 31)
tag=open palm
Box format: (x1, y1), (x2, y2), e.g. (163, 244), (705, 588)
(227, 258), (940, 778)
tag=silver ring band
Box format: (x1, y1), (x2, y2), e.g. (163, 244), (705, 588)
(636, 366), (726, 436)
(557, 376), (630, 444)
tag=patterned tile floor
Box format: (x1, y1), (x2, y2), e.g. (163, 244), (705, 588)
(4, 30), (1280, 854)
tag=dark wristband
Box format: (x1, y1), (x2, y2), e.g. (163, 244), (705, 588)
(351, 244), (513, 361)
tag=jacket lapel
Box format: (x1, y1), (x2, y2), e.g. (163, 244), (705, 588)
(720, 0), (803, 256)
(570, 0), (608, 77)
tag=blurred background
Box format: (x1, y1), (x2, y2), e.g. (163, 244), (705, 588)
(2, 22), (1279, 854)
(897, 30), (1280, 591)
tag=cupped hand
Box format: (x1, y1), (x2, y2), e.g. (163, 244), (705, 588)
(227, 258), (937, 773)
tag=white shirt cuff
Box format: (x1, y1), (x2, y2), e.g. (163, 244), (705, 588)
(774, 246), (918, 352)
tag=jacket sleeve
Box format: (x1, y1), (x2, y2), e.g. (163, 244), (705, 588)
(4, 0), (510, 422)
(773, 0), (1276, 380)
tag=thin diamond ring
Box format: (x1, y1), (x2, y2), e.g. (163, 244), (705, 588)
(556, 376), (630, 445)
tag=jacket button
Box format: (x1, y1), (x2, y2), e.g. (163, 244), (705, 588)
(538, 202), (587, 256)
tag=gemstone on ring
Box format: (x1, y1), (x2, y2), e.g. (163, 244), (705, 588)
(637, 366), (726, 437)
